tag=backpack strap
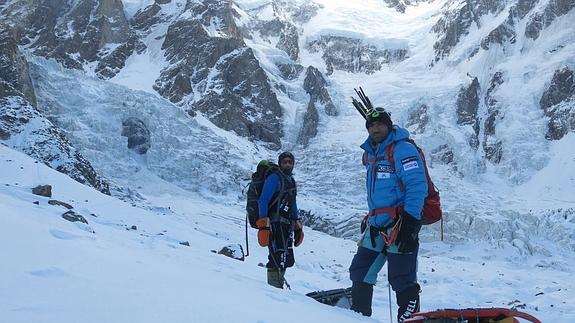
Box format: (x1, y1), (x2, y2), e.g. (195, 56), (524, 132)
(385, 143), (396, 169)
(269, 171), (295, 224)
(362, 151), (386, 165)
(385, 142), (406, 191)
(385, 139), (418, 169)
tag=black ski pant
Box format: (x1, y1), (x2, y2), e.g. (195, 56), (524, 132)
(349, 227), (420, 320)
(266, 222), (294, 270)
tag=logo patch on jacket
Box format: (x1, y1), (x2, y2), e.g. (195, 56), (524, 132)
(376, 165), (393, 179)
(401, 156), (419, 171)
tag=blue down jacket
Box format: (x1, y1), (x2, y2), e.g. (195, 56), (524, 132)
(361, 126), (427, 229)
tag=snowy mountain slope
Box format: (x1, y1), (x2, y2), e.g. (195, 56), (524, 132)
(254, 0), (575, 244)
(268, 1), (575, 239)
(1, 25), (111, 195)
(3, 0), (572, 191)
(0, 95), (111, 195)
(2, 0), (571, 250)
(28, 57), (264, 201)
(1, 1), (575, 321)
(0, 0), (139, 79)
(513, 133), (575, 210)
(2, 145), (574, 322)
(0, 145), (361, 323)
(291, 0), (574, 183)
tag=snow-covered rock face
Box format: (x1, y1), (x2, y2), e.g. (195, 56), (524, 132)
(1, 0), (336, 149)
(0, 25), (36, 106)
(456, 77), (481, 150)
(405, 103), (430, 135)
(525, 0), (575, 40)
(432, 0), (508, 62)
(0, 0), (138, 79)
(483, 71), (504, 163)
(0, 26), (109, 194)
(382, 0), (432, 13)
(244, 1), (320, 61)
(254, 17), (300, 60)
(297, 66), (337, 146)
(307, 35), (408, 75)
(425, 0), (574, 181)
(28, 58), (260, 199)
(0, 0), (573, 244)
(0, 96), (110, 194)
(121, 117), (151, 154)
(540, 67), (575, 140)
(134, 0), (285, 148)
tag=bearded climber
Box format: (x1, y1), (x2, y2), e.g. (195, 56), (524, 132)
(256, 151), (304, 288)
(349, 89), (427, 322)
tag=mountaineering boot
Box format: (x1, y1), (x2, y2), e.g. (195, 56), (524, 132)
(397, 284), (420, 322)
(350, 281), (373, 316)
(267, 268), (285, 289)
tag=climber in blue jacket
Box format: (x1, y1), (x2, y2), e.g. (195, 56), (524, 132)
(256, 152), (303, 289)
(349, 106), (427, 322)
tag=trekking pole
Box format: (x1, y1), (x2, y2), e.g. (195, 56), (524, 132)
(242, 182), (251, 257)
(388, 284), (393, 323)
(269, 252), (291, 290)
(282, 271), (291, 290)
(269, 225), (291, 290)
(440, 217), (444, 241)
(245, 214), (249, 257)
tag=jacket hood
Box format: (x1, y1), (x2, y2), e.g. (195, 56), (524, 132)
(361, 126), (410, 153)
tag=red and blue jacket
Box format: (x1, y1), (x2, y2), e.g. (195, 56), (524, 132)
(361, 126), (427, 229)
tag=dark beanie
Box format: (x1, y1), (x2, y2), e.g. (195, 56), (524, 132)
(365, 108), (393, 129)
(278, 151), (295, 164)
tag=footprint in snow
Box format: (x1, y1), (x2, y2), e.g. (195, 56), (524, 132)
(49, 229), (83, 240)
(267, 292), (290, 303)
(11, 306), (45, 313)
(28, 267), (69, 278)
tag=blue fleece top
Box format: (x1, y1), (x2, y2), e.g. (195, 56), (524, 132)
(258, 172), (298, 220)
(361, 126), (428, 229)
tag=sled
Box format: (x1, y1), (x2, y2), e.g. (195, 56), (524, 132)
(404, 307), (541, 323)
(306, 287), (352, 309)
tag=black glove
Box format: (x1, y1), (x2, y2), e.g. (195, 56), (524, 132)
(396, 211), (421, 253)
(369, 225), (380, 248)
(360, 216), (368, 233)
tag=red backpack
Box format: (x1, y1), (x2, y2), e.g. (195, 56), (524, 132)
(363, 139), (443, 230)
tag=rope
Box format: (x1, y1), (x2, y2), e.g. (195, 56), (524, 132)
(245, 214), (249, 257)
(388, 284), (393, 323)
(268, 223), (291, 290)
(440, 217), (443, 241)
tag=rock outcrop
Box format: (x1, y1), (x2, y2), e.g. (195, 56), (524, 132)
(432, 0), (507, 61)
(405, 103), (430, 135)
(1, 0), (139, 79)
(121, 117), (151, 154)
(307, 35), (408, 75)
(526, 0), (575, 40)
(482, 71), (504, 163)
(0, 25), (37, 107)
(540, 67), (575, 140)
(257, 18), (300, 61)
(0, 26), (110, 194)
(303, 66), (337, 116)
(479, 0), (538, 54)
(456, 77), (481, 149)
(382, 0), (431, 13)
(148, 0), (284, 147)
(0, 96), (110, 194)
(297, 66), (338, 146)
